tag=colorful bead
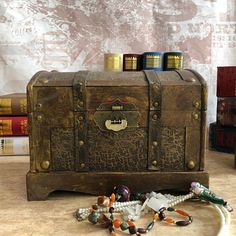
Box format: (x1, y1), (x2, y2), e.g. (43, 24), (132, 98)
(120, 222), (129, 231)
(97, 196), (110, 207)
(137, 228), (147, 234)
(152, 213), (158, 221)
(158, 211), (166, 221)
(176, 220), (191, 226)
(108, 225), (115, 232)
(113, 185), (131, 202)
(110, 193), (116, 202)
(167, 207), (175, 212)
(189, 216), (193, 222)
(109, 207), (115, 214)
(128, 226), (137, 234)
(146, 221), (154, 231)
(112, 219), (121, 228)
(127, 220), (135, 226)
(176, 209), (189, 217)
(88, 212), (100, 224)
(159, 207), (166, 212)
(98, 214), (110, 227)
(164, 217), (175, 223)
(92, 204), (98, 210)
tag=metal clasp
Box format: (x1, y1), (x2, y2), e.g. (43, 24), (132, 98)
(111, 105), (123, 111)
(105, 119), (128, 132)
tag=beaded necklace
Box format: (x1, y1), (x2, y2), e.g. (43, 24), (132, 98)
(75, 182), (232, 236)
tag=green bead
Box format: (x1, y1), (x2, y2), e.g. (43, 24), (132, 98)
(167, 207), (175, 212)
(116, 193), (121, 200)
(146, 221), (154, 231)
(189, 216), (193, 222)
(200, 191), (225, 205)
(88, 212), (100, 224)
(120, 222), (129, 231)
(92, 204), (98, 210)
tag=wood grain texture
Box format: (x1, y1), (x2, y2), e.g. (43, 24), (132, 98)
(26, 171), (209, 201)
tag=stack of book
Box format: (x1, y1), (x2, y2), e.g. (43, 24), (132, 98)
(0, 93), (29, 156)
(209, 67), (236, 153)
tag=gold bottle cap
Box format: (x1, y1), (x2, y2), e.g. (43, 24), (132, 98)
(104, 53), (123, 72)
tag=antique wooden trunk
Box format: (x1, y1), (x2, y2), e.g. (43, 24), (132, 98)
(26, 70), (209, 200)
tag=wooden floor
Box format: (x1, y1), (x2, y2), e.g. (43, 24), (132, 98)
(0, 150), (235, 236)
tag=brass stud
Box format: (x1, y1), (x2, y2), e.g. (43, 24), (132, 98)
(152, 114), (158, 120)
(153, 141), (158, 146)
(152, 160), (157, 166)
(36, 103), (42, 110)
(78, 101), (84, 107)
(41, 161), (50, 170)
(153, 102), (159, 107)
(80, 163), (85, 168)
(153, 83), (159, 90)
(40, 78), (49, 84)
(193, 113), (199, 120)
(194, 101), (200, 109)
(78, 116), (83, 121)
(187, 160), (195, 170)
(185, 77), (196, 82)
(37, 115), (43, 122)
(79, 140), (84, 146)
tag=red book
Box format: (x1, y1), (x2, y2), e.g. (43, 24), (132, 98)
(209, 122), (235, 153)
(217, 97), (236, 127)
(0, 116), (28, 136)
(217, 66), (236, 97)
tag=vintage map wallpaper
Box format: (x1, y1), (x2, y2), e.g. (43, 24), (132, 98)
(0, 0), (235, 122)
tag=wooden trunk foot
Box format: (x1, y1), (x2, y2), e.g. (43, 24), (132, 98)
(26, 171), (209, 201)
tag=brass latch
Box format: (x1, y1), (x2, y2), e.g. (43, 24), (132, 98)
(111, 105), (123, 111)
(105, 119), (128, 132)
(93, 99), (140, 132)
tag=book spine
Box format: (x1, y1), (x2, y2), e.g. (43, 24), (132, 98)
(0, 136), (29, 155)
(0, 117), (28, 136)
(217, 97), (236, 127)
(217, 66), (236, 97)
(209, 122), (235, 153)
(0, 96), (27, 115)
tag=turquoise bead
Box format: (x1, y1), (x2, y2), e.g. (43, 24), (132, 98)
(120, 222), (129, 231)
(167, 207), (175, 212)
(146, 221), (154, 231)
(88, 212), (100, 224)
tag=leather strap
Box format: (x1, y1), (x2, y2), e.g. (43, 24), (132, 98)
(143, 70), (162, 171)
(73, 71), (89, 171)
